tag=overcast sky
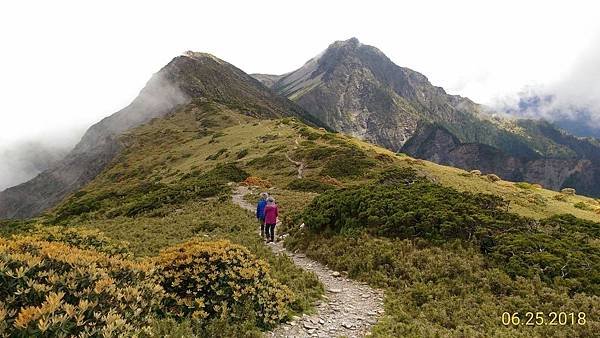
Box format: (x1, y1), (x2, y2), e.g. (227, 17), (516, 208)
(1, 0), (600, 188)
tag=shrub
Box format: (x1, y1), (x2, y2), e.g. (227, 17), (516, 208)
(302, 177), (515, 242)
(208, 132), (226, 143)
(553, 193), (569, 202)
(29, 226), (130, 256)
(320, 148), (376, 179)
(206, 148), (228, 160)
(294, 146), (338, 162)
(319, 176), (342, 187)
(209, 162), (250, 182)
(298, 127), (320, 140)
(0, 236), (164, 337)
(267, 145), (287, 154)
(286, 178), (335, 193)
(242, 176), (272, 188)
(154, 240), (293, 328)
(51, 164), (248, 221)
(515, 182), (534, 189)
(374, 153), (395, 163)
(247, 154), (287, 169)
(236, 148), (249, 159)
(574, 201), (593, 211)
(377, 167), (420, 185)
(298, 176), (600, 295)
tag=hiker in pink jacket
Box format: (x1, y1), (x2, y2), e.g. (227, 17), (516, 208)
(264, 197), (278, 243)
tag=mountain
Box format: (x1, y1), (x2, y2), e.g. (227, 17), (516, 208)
(2, 45), (599, 337)
(3, 93), (598, 336)
(0, 52), (316, 219)
(255, 38), (600, 196)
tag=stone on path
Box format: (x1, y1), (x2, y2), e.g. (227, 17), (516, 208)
(231, 186), (384, 338)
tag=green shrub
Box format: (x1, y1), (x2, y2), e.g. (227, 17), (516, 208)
(574, 201), (593, 211)
(236, 148), (249, 159)
(29, 226), (130, 256)
(320, 147), (376, 178)
(298, 174), (600, 295)
(298, 127), (320, 140)
(286, 178), (335, 193)
(51, 164), (248, 221)
(515, 182), (534, 189)
(247, 154), (287, 169)
(206, 148), (228, 160)
(377, 167), (420, 185)
(286, 220), (600, 337)
(302, 177), (514, 242)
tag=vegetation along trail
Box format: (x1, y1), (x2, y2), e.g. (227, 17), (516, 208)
(232, 185), (384, 338)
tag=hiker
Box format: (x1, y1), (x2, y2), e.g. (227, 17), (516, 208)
(264, 196), (278, 243)
(256, 192), (268, 237)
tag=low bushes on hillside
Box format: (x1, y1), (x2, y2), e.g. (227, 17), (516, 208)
(50, 163), (249, 223)
(286, 178), (335, 193)
(298, 168), (600, 295)
(0, 233), (295, 337)
(0, 236), (163, 337)
(303, 169), (515, 242)
(29, 226), (130, 256)
(154, 240), (293, 328)
(320, 147), (376, 178)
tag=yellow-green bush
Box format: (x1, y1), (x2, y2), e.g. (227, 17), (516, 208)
(154, 240), (293, 328)
(0, 235), (296, 336)
(0, 236), (164, 337)
(28, 226), (130, 256)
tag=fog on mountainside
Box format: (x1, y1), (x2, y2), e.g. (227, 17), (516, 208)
(0, 130), (85, 191)
(496, 35), (600, 138)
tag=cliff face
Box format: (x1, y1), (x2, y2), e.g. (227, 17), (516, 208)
(255, 38), (484, 152)
(402, 123), (600, 193)
(0, 53), (316, 219)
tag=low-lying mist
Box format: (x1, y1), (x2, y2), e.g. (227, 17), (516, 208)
(495, 34), (600, 138)
(0, 129), (85, 191)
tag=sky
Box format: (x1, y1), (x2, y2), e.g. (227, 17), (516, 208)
(1, 0), (600, 189)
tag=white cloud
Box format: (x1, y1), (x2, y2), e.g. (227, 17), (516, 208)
(1, 0), (600, 187)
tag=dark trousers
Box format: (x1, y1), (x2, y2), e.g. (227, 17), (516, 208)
(259, 219), (266, 237)
(265, 223), (276, 242)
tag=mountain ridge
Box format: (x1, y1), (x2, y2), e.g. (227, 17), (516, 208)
(254, 38), (600, 197)
(0, 52), (319, 219)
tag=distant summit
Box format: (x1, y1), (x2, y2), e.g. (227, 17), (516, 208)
(254, 38), (600, 196)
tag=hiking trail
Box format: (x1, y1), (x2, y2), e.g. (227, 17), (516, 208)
(232, 186), (384, 338)
(285, 153), (306, 179)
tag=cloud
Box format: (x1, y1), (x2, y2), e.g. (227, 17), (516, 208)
(0, 128), (85, 191)
(496, 34), (600, 132)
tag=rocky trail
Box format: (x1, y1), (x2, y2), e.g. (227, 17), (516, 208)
(232, 186), (384, 338)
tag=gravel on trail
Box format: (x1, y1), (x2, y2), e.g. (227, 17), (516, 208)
(232, 186), (384, 338)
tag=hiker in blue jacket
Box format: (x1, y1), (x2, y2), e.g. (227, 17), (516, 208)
(256, 192), (269, 237)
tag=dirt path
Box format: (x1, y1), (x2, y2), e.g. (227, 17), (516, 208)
(285, 153), (306, 179)
(232, 186), (384, 338)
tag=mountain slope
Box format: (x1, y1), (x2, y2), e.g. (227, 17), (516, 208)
(0, 52), (317, 219)
(256, 38), (600, 196)
(1, 93), (598, 336)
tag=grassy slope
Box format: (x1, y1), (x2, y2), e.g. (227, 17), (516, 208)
(4, 99), (598, 336)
